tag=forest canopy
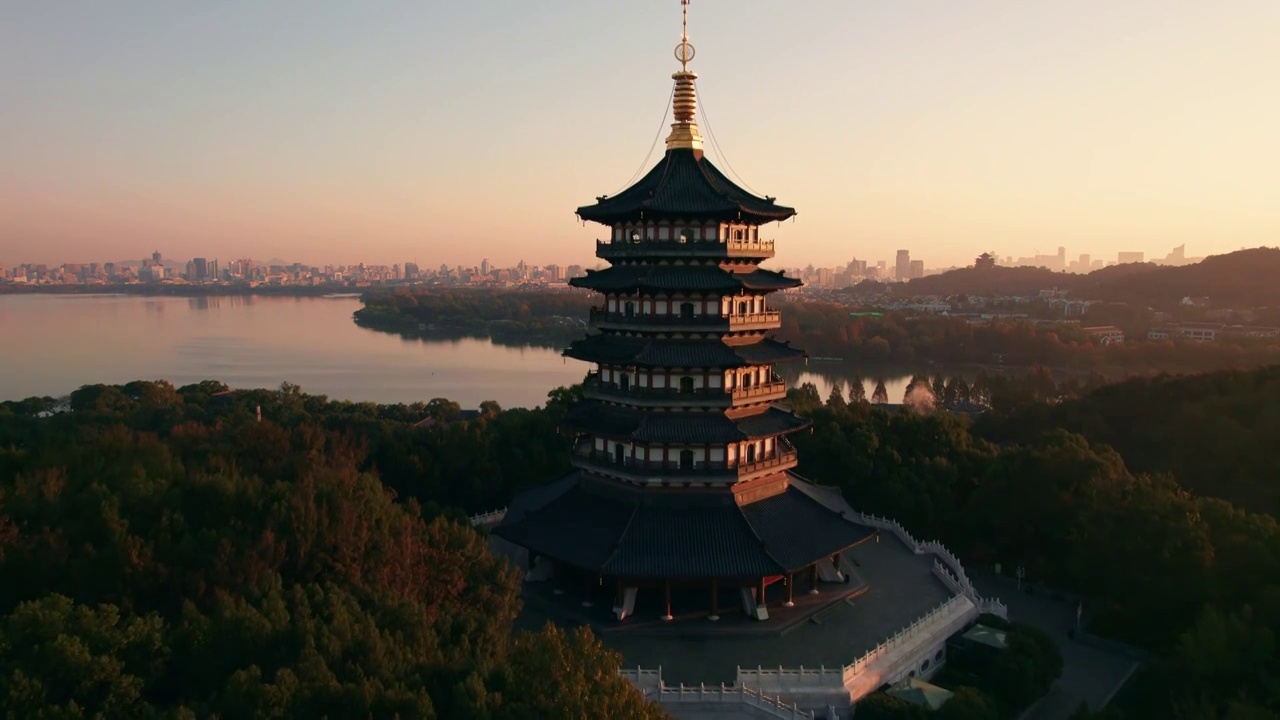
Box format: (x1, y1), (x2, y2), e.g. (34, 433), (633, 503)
(0, 381), (660, 719)
(3, 363), (1280, 718)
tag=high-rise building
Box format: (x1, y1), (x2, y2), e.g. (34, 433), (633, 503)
(895, 250), (910, 280)
(480, 258), (491, 276)
(495, 6), (875, 627)
(909, 259), (924, 279)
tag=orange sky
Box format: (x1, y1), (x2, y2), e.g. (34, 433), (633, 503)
(2, 1), (1277, 270)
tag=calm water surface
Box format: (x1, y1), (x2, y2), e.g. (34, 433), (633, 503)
(0, 294), (588, 408)
(1, 294), (928, 407)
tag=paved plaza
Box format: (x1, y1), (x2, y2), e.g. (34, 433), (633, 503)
(516, 533), (954, 685)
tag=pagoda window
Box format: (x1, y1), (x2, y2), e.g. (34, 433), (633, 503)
(737, 301), (748, 315)
(679, 450), (694, 470)
(619, 374), (631, 392)
(743, 374), (753, 389)
(680, 376), (695, 394)
(746, 445), (757, 464)
(614, 444), (626, 465)
(624, 301), (635, 317)
(680, 302), (695, 318)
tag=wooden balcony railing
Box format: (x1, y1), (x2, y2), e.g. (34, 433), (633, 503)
(571, 438), (798, 479)
(729, 379), (788, 402)
(595, 238), (775, 259)
(589, 308), (781, 329)
(583, 374), (786, 406)
(581, 374), (725, 404)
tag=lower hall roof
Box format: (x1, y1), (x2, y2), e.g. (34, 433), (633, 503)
(492, 471), (876, 579)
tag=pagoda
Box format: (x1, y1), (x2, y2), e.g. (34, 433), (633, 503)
(493, 1), (875, 623)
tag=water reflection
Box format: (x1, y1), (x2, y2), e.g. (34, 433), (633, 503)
(0, 294), (589, 408)
(3, 294), (981, 410)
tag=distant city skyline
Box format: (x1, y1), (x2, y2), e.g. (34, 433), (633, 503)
(3, 1), (1278, 269)
(0, 240), (1219, 276)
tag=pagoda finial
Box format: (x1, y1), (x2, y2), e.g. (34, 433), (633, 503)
(666, 0), (704, 154)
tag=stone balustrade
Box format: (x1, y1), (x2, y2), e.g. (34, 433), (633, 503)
(658, 684), (814, 719)
(468, 507), (507, 526)
(840, 594), (978, 699)
(622, 668), (814, 719)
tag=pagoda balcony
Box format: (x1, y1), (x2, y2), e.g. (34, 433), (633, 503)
(569, 439), (799, 485)
(729, 378), (788, 404)
(595, 238), (775, 260)
(589, 308), (781, 332)
(582, 373), (730, 408)
(582, 373), (787, 407)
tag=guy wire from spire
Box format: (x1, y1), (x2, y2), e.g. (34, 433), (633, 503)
(605, 82), (676, 198)
(694, 79), (766, 198)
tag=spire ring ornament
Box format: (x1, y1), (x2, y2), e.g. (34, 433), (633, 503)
(675, 41), (696, 65)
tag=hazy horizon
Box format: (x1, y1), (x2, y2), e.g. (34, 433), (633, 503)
(3, 1), (1278, 269)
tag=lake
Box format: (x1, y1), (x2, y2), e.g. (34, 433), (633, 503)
(0, 294), (924, 407)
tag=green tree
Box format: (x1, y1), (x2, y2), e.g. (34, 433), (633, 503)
(499, 624), (668, 720)
(872, 379), (889, 404)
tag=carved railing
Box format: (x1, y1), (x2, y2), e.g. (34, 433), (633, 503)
(589, 307), (781, 329)
(596, 238), (776, 258)
(621, 667), (813, 719)
(581, 374), (725, 403)
(853, 513), (1007, 619)
(730, 379), (788, 402)
(571, 441), (797, 479)
(469, 508), (507, 526)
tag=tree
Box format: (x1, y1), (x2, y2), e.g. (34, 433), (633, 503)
(872, 379), (889, 404)
(848, 374), (868, 403)
(788, 382), (823, 416)
(931, 375), (947, 404)
(499, 624), (667, 719)
(425, 397), (462, 421)
(826, 381), (847, 410)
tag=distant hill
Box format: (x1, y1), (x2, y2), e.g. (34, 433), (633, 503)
(903, 247), (1280, 307)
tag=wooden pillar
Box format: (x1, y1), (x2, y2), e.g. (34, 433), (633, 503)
(809, 564), (820, 595)
(784, 573), (795, 607)
(709, 579), (720, 621)
(662, 580), (673, 621)
(756, 577), (767, 608)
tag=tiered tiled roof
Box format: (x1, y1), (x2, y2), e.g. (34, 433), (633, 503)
(563, 335), (805, 368)
(575, 148), (796, 226)
(493, 472), (876, 578)
(569, 265), (801, 293)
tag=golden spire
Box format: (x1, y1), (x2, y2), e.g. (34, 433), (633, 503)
(666, 0), (704, 154)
